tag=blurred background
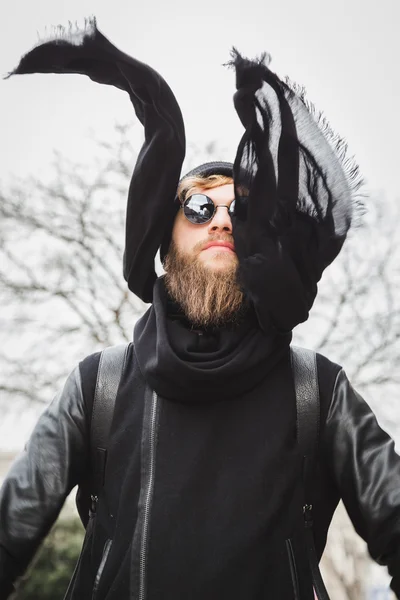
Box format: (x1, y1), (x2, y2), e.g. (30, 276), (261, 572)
(0, 0), (399, 598)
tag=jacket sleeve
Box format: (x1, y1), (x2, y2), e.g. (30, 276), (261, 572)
(324, 368), (400, 597)
(0, 366), (89, 598)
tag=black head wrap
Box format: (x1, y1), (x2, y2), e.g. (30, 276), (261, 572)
(7, 18), (363, 333)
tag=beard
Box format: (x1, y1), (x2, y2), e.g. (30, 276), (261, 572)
(164, 239), (244, 329)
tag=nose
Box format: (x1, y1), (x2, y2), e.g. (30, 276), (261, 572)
(208, 205), (232, 234)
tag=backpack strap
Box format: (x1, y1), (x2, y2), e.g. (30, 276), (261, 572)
(67, 344), (129, 597)
(90, 343), (129, 511)
(290, 346), (320, 504)
(290, 346), (330, 600)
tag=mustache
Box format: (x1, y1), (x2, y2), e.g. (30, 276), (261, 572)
(193, 234), (235, 253)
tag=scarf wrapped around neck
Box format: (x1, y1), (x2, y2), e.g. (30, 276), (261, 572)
(6, 17), (363, 333)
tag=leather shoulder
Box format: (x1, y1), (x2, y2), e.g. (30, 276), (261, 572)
(315, 352), (342, 429)
(78, 351), (102, 434)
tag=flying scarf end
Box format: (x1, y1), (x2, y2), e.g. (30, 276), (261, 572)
(284, 75), (366, 228)
(224, 48), (273, 92)
(5, 16), (99, 78)
(224, 47), (272, 70)
(224, 48), (274, 98)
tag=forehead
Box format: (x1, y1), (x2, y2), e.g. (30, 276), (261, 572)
(189, 183), (235, 203)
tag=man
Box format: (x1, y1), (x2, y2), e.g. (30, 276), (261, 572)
(2, 18), (400, 600)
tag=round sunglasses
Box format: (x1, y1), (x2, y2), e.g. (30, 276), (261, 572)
(181, 194), (236, 225)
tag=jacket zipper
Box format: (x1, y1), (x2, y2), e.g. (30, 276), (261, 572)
(138, 391), (159, 600)
(92, 539), (112, 600)
(285, 539), (300, 600)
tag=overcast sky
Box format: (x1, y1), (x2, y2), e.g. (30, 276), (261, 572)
(0, 0), (399, 198)
(0, 0), (399, 449)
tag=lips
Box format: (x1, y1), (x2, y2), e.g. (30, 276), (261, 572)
(202, 241), (235, 252)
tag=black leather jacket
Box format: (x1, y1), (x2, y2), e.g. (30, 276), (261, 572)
(1, 356), (400, 598)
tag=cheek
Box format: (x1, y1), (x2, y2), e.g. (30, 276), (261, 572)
(172, 214), (205, 254)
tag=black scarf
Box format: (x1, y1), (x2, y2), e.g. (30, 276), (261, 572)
(7, 18), (363, 333)
(134, 277), (291, 403)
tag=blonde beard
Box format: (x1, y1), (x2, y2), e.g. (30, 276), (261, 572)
(164, 241), (244, 328)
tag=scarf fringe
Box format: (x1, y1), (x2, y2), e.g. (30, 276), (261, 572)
(225, 47), (272, 71)
(4, 16), (97, 79)
(284, 76), (365, 226)
(37, 16), (97, 47)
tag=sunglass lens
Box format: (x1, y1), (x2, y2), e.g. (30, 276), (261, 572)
(184, 194), (215, 224)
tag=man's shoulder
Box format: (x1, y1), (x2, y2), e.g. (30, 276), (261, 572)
(78, 342), (132, 375)
(291, 344), (343, 377)
(77, 342), (132, 412)
(78, 349), (103, 380)
(314, 350), (343, 377)
(311, 349), (344, 421)
(291, 346), (343, 418)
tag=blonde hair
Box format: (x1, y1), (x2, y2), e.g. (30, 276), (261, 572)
(177, 174), (234, 203)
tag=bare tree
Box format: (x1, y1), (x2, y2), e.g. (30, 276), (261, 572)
(295, 193), (400, 401)
(0, 124), (142, 405)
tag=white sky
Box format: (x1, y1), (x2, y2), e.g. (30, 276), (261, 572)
(0, 0), (399, 449)
(0, 0), (399, 197)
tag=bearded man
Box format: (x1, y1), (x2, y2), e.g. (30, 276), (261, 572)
(165, 174), (243, 328)
(2, 18), (400, 600)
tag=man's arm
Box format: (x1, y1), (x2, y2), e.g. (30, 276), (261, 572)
(324, 369), (400, 597)
(0, 366), (89, 598)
